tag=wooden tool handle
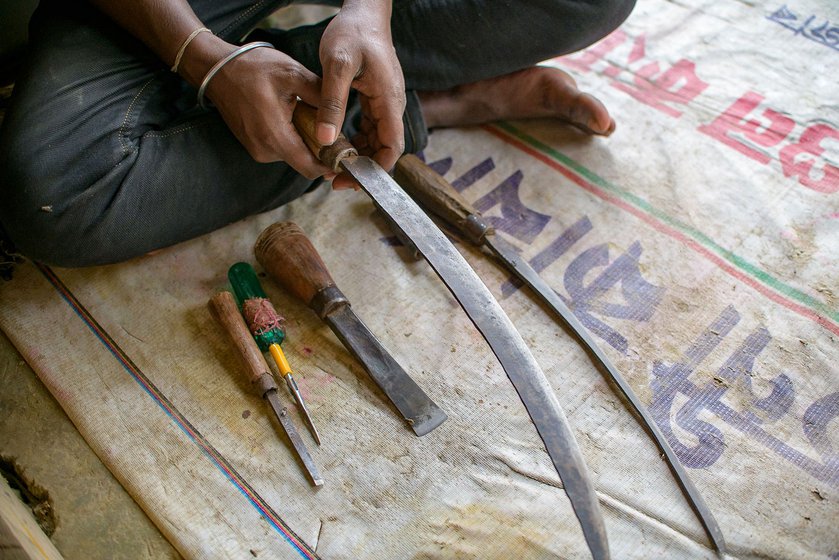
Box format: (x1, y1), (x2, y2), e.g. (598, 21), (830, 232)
(292, 102), (358, 172)
(394, 154), (485, 240)
(209, 291), (277, 393)
(254, 222), (338, 308)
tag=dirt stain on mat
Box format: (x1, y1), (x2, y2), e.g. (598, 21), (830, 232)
(413, 503), (562, 559)
(0, 455), (56, 536)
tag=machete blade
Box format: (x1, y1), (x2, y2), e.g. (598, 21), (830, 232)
(341, 156), (610, 559)
(391, 152), (725, 556)
(485, 233), (726, 553)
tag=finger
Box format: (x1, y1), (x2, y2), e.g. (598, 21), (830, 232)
(278, 116), (332, 180)
(284, 145), (330, 179)
(372, 145), (403, 173)
(331, 172), (360, 191)
(290, 64), (323, 110)
(366, 93), (405, 171)
(350, 131), (371, 156)
(274, 65), (332, 178)
(317, 48), (357, 145)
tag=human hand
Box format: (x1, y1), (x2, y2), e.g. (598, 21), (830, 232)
(316, 0), (406, 189)
(201, 41), (333, 180)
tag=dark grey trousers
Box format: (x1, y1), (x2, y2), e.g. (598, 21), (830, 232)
(0, 0), (634, 267)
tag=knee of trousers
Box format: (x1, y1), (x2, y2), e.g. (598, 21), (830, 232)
(557, 0), (638, 52)
(526, 0), (637, 57)
(0, 198), (118, 269)
(601, 0), (637, 18)
(599, 0), (637, 35)
(0, 144), (131, 268)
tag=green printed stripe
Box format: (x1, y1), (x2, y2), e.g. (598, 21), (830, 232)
(495, 121), (839, 324)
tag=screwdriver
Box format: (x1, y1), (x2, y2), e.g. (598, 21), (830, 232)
(209, 291), (323, 486)
(228, 262), (322, 445)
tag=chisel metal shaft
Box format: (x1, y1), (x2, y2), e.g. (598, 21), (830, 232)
(254, 221), (448, 437)
(209, 291), (324, 486)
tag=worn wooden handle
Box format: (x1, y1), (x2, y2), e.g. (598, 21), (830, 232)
(393, 154), (484, 239)
(292, 102), (358, 172)
(254, 222), (337, 308)
(209, 291), (276, 391)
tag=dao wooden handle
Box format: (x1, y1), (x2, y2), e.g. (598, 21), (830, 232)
(209, 291), (276, 391)
(292, 102), (358, 172)
(254, 222), (338, 309)
(393, 154), (486, 242)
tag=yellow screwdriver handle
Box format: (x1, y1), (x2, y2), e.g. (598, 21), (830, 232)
(269, 343), (293, 377)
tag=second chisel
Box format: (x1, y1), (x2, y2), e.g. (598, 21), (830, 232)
(254, 221), (447, 437)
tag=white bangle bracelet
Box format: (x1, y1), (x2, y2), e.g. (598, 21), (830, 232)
(171, 27), (211, 73)
(197, 41), (274, 110)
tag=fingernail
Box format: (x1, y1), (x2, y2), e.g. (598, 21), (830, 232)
(316, 123), (337, 145)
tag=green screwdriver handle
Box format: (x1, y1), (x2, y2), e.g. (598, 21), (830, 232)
(228, 262), (285, 351)
(229, 262), (269, 301)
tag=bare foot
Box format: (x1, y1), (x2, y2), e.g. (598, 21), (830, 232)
(418, 66), (615, 136)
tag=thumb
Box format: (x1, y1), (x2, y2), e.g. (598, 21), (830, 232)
(317, 53), (356, 145)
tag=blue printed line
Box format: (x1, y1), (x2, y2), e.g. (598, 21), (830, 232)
(36, 263), (318, 560)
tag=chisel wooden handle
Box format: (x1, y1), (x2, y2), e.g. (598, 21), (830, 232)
(393, 154), (491, 244)
(292, 102), (358, 172)
(209, 291), (278, 395)
(254, 222), (349, 319)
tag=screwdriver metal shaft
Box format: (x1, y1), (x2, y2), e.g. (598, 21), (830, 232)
(269, 343), (322, 445)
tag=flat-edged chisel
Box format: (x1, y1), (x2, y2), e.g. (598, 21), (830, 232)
(209, 291), (324, 486)
(254, 221), (448, 437)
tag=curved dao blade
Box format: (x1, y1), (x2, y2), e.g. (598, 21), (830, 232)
(486, 234), (726, 554)
(342, 156), (609, 559)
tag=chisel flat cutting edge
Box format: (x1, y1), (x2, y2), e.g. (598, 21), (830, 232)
(393, 153), (725, 555)
(289, 103), (609, 560)
(254, 222), (448, 437)
(209, 291), (324, 486)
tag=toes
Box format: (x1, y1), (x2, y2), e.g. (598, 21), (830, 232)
(571, 92), (614, 136)
(537, 71), (608, 134)
(554, 67), (578, 90)
(416, 65), (615, 134)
